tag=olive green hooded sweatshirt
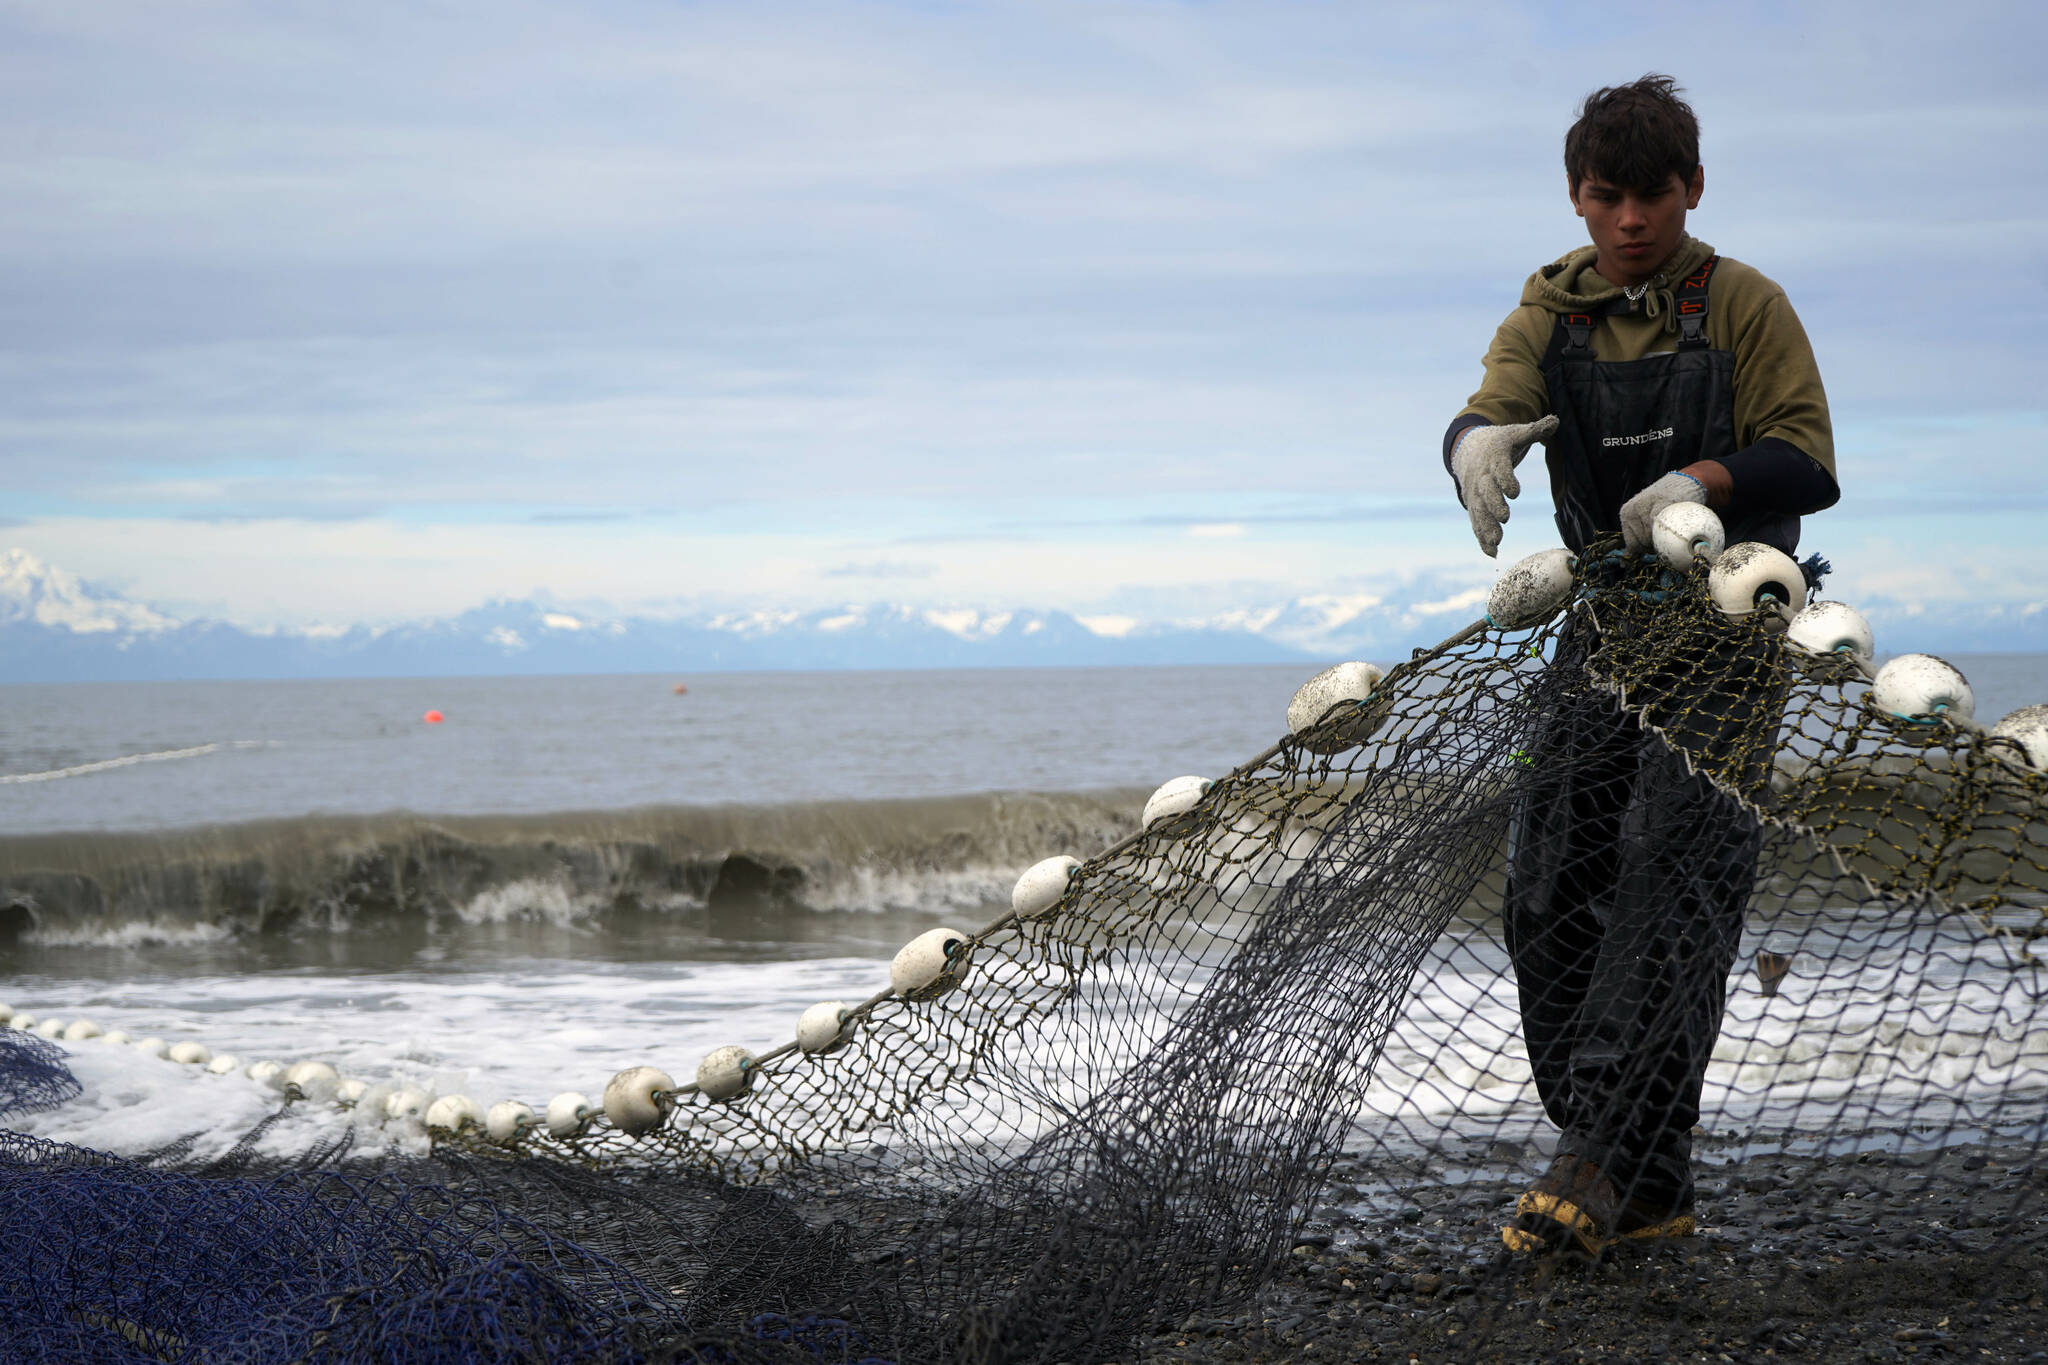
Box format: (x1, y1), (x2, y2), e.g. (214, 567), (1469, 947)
(1458, 234), (1836, 480)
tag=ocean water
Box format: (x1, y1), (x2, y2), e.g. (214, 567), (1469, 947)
(0, 665), (1326, 835)
(4, 655), (2047, 1161)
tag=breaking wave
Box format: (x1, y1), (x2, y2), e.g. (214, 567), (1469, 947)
(0, 789), (1143, 943)
(0, 740), (275, 785)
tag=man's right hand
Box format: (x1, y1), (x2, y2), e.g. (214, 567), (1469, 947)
(1450, 415), (1560, 557)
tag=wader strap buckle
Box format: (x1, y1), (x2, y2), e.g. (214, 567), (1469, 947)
(1562, 313), (1597, 357)
(1673, 256), (1718, 351)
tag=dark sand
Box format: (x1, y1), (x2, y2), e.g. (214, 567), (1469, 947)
(1131, 1137), (2048, 1363)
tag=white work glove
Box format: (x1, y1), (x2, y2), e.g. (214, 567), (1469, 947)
(1450, 415), (1559, 557)
(1619, 470), (1709, 552)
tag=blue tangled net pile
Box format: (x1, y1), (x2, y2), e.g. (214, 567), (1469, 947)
(0, 1029), (888, 1363)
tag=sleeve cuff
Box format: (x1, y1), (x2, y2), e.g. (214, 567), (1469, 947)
(1443, 414), (1492, 474)
(1717, 437), (1840, 517)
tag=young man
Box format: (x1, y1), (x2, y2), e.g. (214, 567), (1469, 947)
(1441, 75), (1840, 1256)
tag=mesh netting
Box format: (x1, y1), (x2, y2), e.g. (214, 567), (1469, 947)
(0, 1028), (83, 1119)
(5, 544), (2045, 1362)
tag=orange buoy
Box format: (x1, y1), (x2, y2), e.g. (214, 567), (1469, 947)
(671, 683), (688, 696)
(423, 710), (445, 724)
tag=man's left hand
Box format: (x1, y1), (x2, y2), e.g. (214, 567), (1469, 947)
(1619, 471), (1709, 552)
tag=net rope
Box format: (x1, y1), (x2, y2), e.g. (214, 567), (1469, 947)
(3, 541), (2044, 1362)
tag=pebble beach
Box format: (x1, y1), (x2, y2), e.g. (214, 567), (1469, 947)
(1134, 1137), (2048, 1363)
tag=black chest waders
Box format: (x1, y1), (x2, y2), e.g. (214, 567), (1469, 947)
(1539, 255), (1800, 557)
(1503, 256), (1780, 1210)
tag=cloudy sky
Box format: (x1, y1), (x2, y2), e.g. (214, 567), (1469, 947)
(3, 0), (2043, 628)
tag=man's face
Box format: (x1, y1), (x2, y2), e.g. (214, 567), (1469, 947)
(1569, 166), (1705, 286)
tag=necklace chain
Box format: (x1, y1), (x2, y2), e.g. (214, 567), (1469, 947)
(1624, 282), (1651, 303)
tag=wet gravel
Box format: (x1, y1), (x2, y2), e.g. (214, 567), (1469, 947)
(1126, 1137), (2048, 1363)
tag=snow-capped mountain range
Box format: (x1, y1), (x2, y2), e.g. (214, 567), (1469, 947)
(0, 549), (181, 637)
(0, 548), (1469, 681)
(2, 547), (2042, 683)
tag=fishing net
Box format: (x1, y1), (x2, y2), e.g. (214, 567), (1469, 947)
(3, 540), (2045, 1362)
(0, 1029), (82, 1118)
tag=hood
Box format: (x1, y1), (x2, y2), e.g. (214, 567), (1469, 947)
(1519, 235), (1715, 330)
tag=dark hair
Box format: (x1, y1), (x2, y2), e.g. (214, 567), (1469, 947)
(1564, 74), (1700, 192)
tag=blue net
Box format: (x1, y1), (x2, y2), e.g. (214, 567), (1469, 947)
(0, 1127), (896, 1362)
(0, 1030), (82, 1120)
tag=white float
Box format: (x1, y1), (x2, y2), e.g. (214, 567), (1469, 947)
(796, 1001), (855, 1055)
(246, 1060), (285, 1086)
(34, 1018), (65, 1039)
(544, 1091), (593, 1138)
(61, 1019), (103, 1042)
(0, 1004), (10, 1024)
(206, 1054), (241, 1075)
(131, 1036), (167, 1058)
(604, 1065), (677, 1132)
(1786, 601), (1875, 666)
(384, 1085), (431, 1123)
(425, 1094), (484, 1133)
(7, 1013), (33, 1032)
(890, 927), (972, 1000)
(167, 1041), (212, 1065)
(1991, 705), (2048, 769)
(1872, 654), (1975, 726)
(1011, 856), (1081, 920)
(336, 1078), (368, 1106)
(1286, 661), (1385, 734)
(1142, 775), (1211, 830)
(1277, 654), (1392, 753)
(99, 1030), (131, 1046)
(1707, 543), (1805, 620)
(283, 1061), (341, 1103)
(486, 1100), (536, 1142)
(1487, 548), (1577, 630)
(695, 1047), (755, 1103)
(1651, 502), (1726, 570)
